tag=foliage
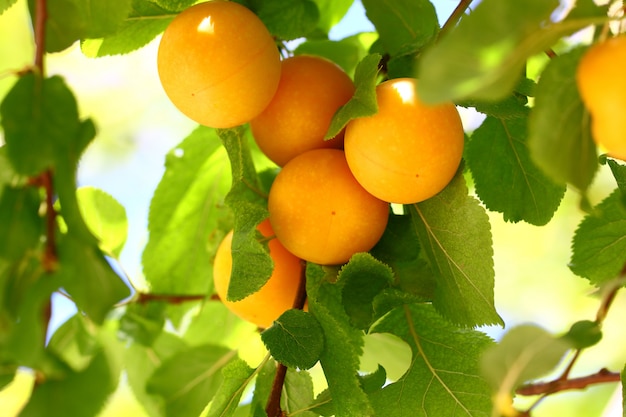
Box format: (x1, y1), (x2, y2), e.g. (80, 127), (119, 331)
(1, 0), (626, 417)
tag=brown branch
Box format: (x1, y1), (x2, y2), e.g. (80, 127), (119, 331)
(265, 260), (308, 417)
(439, 0), (473, 39)
(34, 0), (47, 74)
(516, 368), (621, 396)
(135, 292), (208, 305)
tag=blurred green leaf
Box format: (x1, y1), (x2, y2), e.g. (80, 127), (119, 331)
(480, 324), (571, 391)
(529, 47), (598, 192)
(410, 171), (502, 327)
(206, 358), (255, 417)
(183, 302), (256, 348)
(125, 332), (188, 417)
(119, 301), (166, 346)
(0, 74), (80, 176)
(339, 253), (393, 330)
(325, 53), (380, 139)
(150, 0), (195, 12)
(369, 303), (494, 416)
(81, 0), (173, 57)
(468, 113), (566, 225)
(244, 0), (319, 41)
(19, 330), (121, 417)
(142, 126), (231, 295)
(311, 0), (352, 34)
(147, 344), (237, 417)
(570, 190), (626, 285)
(0, 187), (43, 260)
(295, 32), (377, 77)
(248, 359), (277, 416)
(55, 233), (130, 325)
(47, 314), (100, 373)
(460, 93), (530, 120)
(261, 309), (324, 370)
(306, 264), (372, 417)
(362, 0), (438, 56)
(0, 0), (17, 15)
(566, 0), (609, 20)
(218, 127), (272, 301)
(76, 186), (128, 258)
(562, 320), (602, 350)
(417, 0), (587, 103)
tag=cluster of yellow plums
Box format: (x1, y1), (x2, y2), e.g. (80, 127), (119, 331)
(157, 1), (464, 328)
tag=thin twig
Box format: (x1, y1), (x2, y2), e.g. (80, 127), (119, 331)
(135, 292), (208, 305)
(34, 0), (47, 74)
(41, 170), (58, 272)
(516, 368), (621, 396)
(439, 0), (473, 39)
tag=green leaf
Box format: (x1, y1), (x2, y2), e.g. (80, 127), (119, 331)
(261, 309), (324, 370)
(125, 332), (188, 417)
(247, 0), (320, 41)
(150, 0), (195, 12)
(410, 170), (502, 327)
(183, 302), (256, 348)
(55, 233), (130, 324)
(361, 0), (438, 56)
(81, 0), (173, 57)
(561, 320), (602, 350)
(311, 0), (352, 34)
(295, 33), (377, 77)
(607, 159), (626, 203)
(19, 334), (120, 417)
(206, 358), (256, 417)
(142, 126), (231, 295)
(339, 253), (394, 330)
(0, 187), (43, 260)
(218, 127), (272, 301)
(0, 0), (17, 15)
(325, 53), (380, 140)
(369, 303), (494, 417)
(417, 0), (588, 103)
(570, 190), (626, 285)
(147, 344), (238, 417)
(0, 73), (81, 176)
(468, 113), (566, 225)
(282, 368), (317, 417)
(76, 186), (128, 258)
(119, 301), (166, 346)
(47, 314), (100, 373)
(480, 324), (571, 392)
(529, 47), (598, 191)
(306, 264), (372, 417)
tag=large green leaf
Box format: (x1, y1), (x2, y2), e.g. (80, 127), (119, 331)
(467, 113), (566, 225)
(206, 358), (256, 417)
(529, 47), (598, 192)
(146, 344), (238, 417)
(312, 0), (352, 34)
(0, 187), (43, 260)
(0, 0), (17, 15)
(417, 0), (595, 103)
(361, 0), (438, 56)
(369, 303), (494, 417)
(142, 126), (231, 295)
(242, 0), (319, 41)
(306, 264), (372, 417)
(410, 171), (502, 327)
(570, 190), (626, 285)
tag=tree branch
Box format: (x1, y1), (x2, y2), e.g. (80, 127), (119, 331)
(34, 0), (47, 74)
(516, 368), (621, 396)
(135, 292), (208, 305)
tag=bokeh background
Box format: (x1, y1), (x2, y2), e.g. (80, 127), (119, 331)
(0, 0), (624, 416)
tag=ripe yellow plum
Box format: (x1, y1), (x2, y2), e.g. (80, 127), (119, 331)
(576, 35), (626, 161)
(157, 1), (281, 128)
(250, 55), (355, 166)
(344, 78), (464, 204)
(213, 219), (303, 329)
(268, 149), (389, 265)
